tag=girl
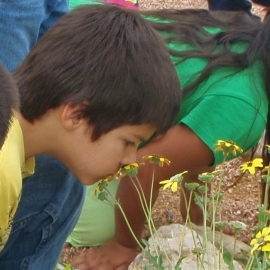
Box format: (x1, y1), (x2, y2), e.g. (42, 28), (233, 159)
(72, 7), (270, 270)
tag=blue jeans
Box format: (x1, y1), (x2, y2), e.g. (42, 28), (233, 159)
(208, 0), (252, 13)
(0, 0), (69, 72)
(0, 156), (86, 270)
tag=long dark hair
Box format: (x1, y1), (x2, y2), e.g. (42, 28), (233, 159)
(144, 9), (262, 94)
(144, 9), (270, 154)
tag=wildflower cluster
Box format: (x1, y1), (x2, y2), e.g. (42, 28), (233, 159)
(92, 141), (270, 269)
(214, 140), (243, 157)
(94, 163), (139, 201)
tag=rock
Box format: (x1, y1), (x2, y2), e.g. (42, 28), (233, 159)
(192, 224), (250, 263)
(129, 224), (244, 270)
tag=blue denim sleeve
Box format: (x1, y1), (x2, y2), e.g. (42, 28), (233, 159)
(0, 0), (69, 72)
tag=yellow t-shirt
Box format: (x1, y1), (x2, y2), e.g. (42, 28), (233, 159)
(0, 117), (35, 252)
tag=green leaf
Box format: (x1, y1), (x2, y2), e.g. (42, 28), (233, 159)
(194, 193), (204, 209)
(223, 251), (235, 270)
(141, 238), (150, 248)
(185, 182), (199, 191)
(197, 185), (207, 194)
(213, 193), (224, 202)
(198, 174), (214, 183)
(98, 191), (108, 201)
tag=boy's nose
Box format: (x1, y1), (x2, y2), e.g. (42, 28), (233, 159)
(120, 149), (137, 166)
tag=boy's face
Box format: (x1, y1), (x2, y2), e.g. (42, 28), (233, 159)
(64, 123), (155, 185)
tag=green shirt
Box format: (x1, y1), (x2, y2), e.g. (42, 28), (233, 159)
(69, 0), (100, 9)
(168, 37), (267, 165)
(66, 179), (118, 247)
(147, 16), (267, 164)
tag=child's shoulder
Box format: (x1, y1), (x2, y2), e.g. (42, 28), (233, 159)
(0, 116), (25, 174)
(0, 116), (25, 252)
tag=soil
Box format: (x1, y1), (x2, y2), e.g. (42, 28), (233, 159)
(60, 0), (267, 264)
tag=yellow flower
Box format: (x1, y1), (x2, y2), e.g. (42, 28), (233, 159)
(94, 174), (120, 195)
(121, 163), (139, 170)
(250, 243), (262, 255)
(262, 243), (270, 259)
(120, 162), (139, 177)
(103, 174), (119, 182)
(159, 171), (188, 192)
(262, 243), (270, 252)
(250, 227), (270, 255)
(214, 140), (243, 156)
(143, 155), (171, 167)
(240, 158), (263, 175)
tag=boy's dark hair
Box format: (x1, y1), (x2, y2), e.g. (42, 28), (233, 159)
(0, 63), (19, 147)
(14, 5), (181, 140)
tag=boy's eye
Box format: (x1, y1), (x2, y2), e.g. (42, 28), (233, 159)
(125, 140), (136, 147)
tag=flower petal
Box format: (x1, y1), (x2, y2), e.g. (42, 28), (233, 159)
(262, 227), (270, 237)
(262, 244), (270, 252)
(248, 166), (256, 175)
(256, 231), (262, 239)
(250, 244), (260, 255)
(264, 235), (270, 242)
(171, 182), (178, 192)
(159, 180), (170, 184)
(250, 238), (258, 245)
(253, 158), (263, 167)
(163, 182), (172, 190)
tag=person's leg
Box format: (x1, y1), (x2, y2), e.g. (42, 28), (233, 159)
(0, 155), (86, 270)
(208, 0), (252, 14)
(0, 0), (69, 72)
(38, 0), (69, 39)
(0, 0), (43, 72)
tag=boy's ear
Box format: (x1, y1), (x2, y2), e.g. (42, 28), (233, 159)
(61, 102), (88, 130)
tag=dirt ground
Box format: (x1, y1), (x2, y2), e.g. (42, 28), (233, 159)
(60, 0), (267, 264)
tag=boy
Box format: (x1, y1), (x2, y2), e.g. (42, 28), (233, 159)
(0, 5), (181, 269)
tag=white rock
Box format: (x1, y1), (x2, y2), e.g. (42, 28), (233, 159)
(129, 224), (244, 270)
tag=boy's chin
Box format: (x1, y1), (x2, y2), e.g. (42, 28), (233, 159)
(77, 176), (100, 186)
(78, 175), (108, 186)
